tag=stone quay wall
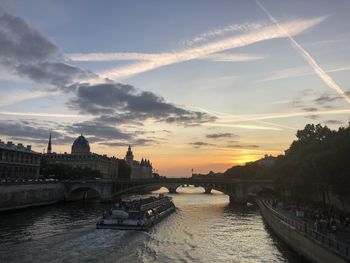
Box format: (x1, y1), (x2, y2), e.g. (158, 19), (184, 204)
(0, 182), (65, 212)
(257, 199), (349, 263)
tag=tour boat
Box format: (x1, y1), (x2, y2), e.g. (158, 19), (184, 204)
(96, 194), (175, 230)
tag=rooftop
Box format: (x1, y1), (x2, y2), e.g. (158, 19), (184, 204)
(0, 139), (39, 154)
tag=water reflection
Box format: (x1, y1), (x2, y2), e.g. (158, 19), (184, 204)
(0, 186), (305, 262)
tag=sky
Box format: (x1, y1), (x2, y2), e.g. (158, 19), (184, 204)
(0, 0), (350, 177)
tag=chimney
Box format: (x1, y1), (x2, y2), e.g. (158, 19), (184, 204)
(26, 145), (32, 150)
(18, 143), (23, 148)
(7, 141), (13, 146)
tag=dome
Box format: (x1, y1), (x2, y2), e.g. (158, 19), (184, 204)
(71, 134), (90, 154)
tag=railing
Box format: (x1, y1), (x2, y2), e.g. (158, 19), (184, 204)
(260, 199), (350, 261)
(140, 198), (170, 211)
(0, 179), (59, 185)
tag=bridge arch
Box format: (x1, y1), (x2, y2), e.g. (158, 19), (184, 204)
(64, 178), (274, 204)
(67, 185), (102, 201)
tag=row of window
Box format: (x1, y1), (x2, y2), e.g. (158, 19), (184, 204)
(0, 166), (39, 177)
(0, 150), (40, 165)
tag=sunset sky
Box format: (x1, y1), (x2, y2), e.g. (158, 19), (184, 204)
(1, 0), (350, 176)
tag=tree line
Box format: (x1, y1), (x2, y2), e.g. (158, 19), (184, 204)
(40, 159), (131, 180)
(272, 123), (350, 208)
(199, 123), (350, 208)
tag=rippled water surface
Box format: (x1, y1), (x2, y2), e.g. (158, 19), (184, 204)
(0, 187), (306, 262)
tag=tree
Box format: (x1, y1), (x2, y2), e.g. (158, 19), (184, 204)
(117, 159), (131, 179)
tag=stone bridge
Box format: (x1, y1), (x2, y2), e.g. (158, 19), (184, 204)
(64, 178), (274, 205)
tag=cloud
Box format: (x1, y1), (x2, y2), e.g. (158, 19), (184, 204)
(0, 120), (74, 145)
(199, 53), (266, 62)
(227, 144), (260, 148)
(206, 109), (350, 129)
(206, 133), (237, 139)
(0, 111), (86, 118)
(181, 22), (265, 46)
(0, 90), (50, 107)
(0, 13), (60, 63)
(99, 138), (160, 147)
(256, 0), (350, 105)
(15, 62), (91, 89)
(324, 120), (343, 125)
(66, 52), (169, 62)
(65, 121), (132, 141)
(204, 123), (282, 131)
(69, 83), (216, 126)
(304, 114), (320, 120)
(302, 107), (318, 112)
(303, 37), (350, 47)
(190, 141), (214, 148)
(0, 12), (94, 89)
(67, 51), (265, 63)
(0, 119), (163, 148)
(80, 16), (326, 81)
(259, 65), (350, 82)
(315, 94), (340, 104)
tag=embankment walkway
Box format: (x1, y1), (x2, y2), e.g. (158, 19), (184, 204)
(257, 199), (350, 263)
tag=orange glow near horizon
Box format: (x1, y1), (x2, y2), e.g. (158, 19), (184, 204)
(29, 139), (283, 177)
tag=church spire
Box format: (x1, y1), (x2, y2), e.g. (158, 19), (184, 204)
(47, 132), (52, 154)
(125, 145), (134, 166)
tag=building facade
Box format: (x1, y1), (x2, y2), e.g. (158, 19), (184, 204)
(0, 139), (41, 181)
(125, 145), (153, 179)
(44, 134), (118, 179)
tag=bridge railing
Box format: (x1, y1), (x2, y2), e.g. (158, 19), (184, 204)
(63, 177), (274, 184)
(260, 199), (350, 261)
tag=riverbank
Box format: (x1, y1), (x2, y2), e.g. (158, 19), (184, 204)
(257, 199), (350, 263)
(0, 182), (65, 212)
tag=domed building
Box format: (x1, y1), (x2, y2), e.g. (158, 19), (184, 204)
(71, 134), (90, 154)
(44, 134), (118, 179)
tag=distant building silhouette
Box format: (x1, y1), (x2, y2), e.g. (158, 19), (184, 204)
(124, 145), (153, 179)
(0, 139), (41, 180)
(47, 132), (52, 154)
(44, 134), (118, 179)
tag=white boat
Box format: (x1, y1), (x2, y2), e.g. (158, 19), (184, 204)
(96, 194), (175, 230)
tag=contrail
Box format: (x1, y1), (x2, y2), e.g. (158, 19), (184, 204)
(256, 0), (350, 105)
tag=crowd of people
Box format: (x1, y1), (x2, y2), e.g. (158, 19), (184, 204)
(268, 199), (350, 236)
(111, 194), (167, 212)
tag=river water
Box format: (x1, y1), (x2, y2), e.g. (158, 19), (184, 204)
(0, 187), (306, 263)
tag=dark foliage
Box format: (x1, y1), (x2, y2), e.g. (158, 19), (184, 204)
(40, 160), (102, 180)
(271, 123), (350, 206)
(117, 159), (131, 179)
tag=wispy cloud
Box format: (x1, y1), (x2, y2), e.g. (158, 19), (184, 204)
(180, 22), (265, 46)
(206, 132), (237, 139)
(199, 53), (266, 62)
(67, 52), (169, 62)
(190, 141), (215, 148)
(216, 108), (350, 122)
(0, 111), (87, 118)
(0, 90), (50, 107)
(324, 120), (343, 125)
(67, 51), (265, 63)
(203, 123), (282, 131)
(79, 17), (325, 81)
(303, 37), (350, 47)
(256, 0), (350, 105)
(258, 64), (350, 82)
